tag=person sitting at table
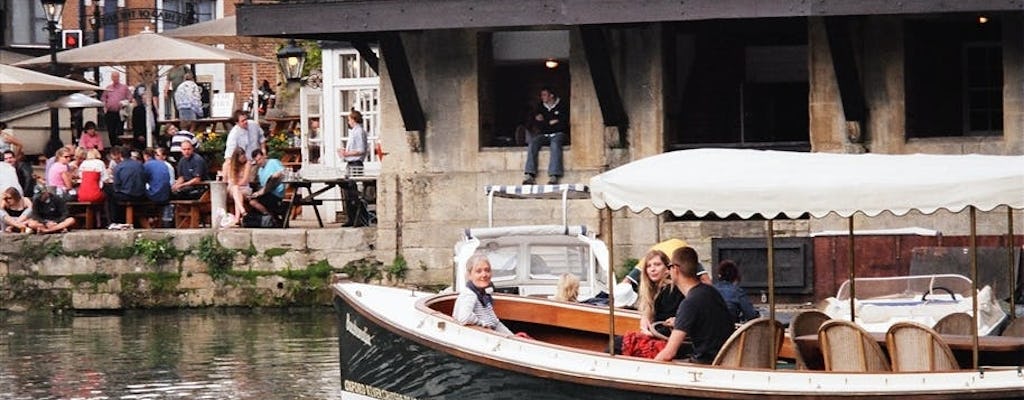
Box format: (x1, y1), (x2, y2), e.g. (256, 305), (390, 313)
(25, 187), (76, 234)
(76, 149), (106, 204)
(166, 123), (197, 160)
(223, 147), (252, 227)
(78, 121), (104, 151)
(247, 149), (286, 222)
(46, 147), (75, 199)
(1, 187), (32, 232)
(171, 141), (208, 200)
(103, 146), (146, 226)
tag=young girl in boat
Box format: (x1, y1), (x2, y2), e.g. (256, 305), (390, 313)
(453, 254), (513, 335)
(553, 273), (580, 302)
(637, 249), (685, 338)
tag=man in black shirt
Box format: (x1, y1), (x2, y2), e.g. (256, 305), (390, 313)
(655, 247), (736, 364)
(171, 140), (208, 200)
(104, 147), (147, 225)
(522, 87), (569, 185)
(26, 189), (76, 233)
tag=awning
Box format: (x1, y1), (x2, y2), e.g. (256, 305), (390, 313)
(589, 149), (1024, 219)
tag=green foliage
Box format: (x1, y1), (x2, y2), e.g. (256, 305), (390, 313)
(97, 244), (135, 259)
(69, 273), (113, 287)
(300, 40), (322, 77)
(122, 272), (181, 295)
(133, 236), (178, 266)
(19, 240), (64, 263)
(619, 257), (639, 281)
(240, 242), (258, 258)
(195, 235), (235, 280)
(264, 247), (289, 258)
(386, 254), (409, 283)
(341, 256), (383, 283)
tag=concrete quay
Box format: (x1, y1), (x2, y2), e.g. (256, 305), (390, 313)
(0, 227), (379, 311)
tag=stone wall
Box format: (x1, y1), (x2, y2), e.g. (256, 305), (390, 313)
(0, 228), (381, 311)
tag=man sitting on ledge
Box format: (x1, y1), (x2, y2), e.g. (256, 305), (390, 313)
(523, 87), (569, 185)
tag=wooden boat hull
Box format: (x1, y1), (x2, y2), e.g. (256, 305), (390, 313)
(333, 282), (1024, 400)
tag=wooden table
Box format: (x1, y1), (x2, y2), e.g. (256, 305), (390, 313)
(794, 333), (1024, 368)
(282, 176), (376, 228)
(161, 117), (235, 133)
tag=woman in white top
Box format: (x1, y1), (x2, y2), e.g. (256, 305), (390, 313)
(452, 254), (512, 335)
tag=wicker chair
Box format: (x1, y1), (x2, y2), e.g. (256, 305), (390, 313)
(712, 317), (784, 368)
(933, 312), (974, 335)
(818, 319), (890, 372)
(886, 321), (959, 372)
(1002, 318), (1024, 337)
(787, 310), (831, 370)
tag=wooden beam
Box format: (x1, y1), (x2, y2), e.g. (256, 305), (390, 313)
(380, 33), (427, 134)
(579, 25), (629, 145)
(824, 16), (867, 140)
(237, 0), (1024, 38)
(351, 40), (380, 75)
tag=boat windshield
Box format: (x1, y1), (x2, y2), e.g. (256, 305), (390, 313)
(834, 274), (973, 301)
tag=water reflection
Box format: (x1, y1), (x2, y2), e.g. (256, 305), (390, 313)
(0, 309), (340, 400)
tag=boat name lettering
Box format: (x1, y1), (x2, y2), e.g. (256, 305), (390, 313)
(346, 313), (374, 346)
(344, 380), (417, 400)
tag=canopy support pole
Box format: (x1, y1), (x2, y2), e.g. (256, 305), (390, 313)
(602, 207), (616, 355)
(970, 206), (979, 369)
(767, 219), (777, 369)
(487, 188), (495, 227)
(848, 216), (856, 322)
(1009, 208), (1016, 321)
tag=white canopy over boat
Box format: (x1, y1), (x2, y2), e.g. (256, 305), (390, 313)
(589, 149), (1024, 218)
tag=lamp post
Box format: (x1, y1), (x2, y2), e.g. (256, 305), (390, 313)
(41, 0), (67, 155)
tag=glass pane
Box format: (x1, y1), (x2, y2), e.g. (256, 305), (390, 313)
(361, 59), (377, 78)
(339, 54), (359, 79)
(529, 245), (588, 280)
(486, 246), (520, 283)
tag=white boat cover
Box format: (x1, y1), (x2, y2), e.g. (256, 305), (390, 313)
(589, 149), (1024, 218)
(485, 184), (590, 200)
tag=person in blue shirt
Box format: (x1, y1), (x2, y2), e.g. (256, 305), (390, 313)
(247, 149), (285, 221)
(713, 259), (761, 324)
(104, 147), (146, 225)
(142, 148), (170, 204)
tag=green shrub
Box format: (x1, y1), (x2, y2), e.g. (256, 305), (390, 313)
(133, 236), (178, 266)
(341, 257), (383, 283)
(195, 235), (235, 279)
(386, 254), (409, 283)
(618, 257), (639, 281)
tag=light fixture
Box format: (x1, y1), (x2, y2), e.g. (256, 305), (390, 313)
(277, 39), (307, 82)
(40, 0), (66, 25)
(978, 16), (989, 24)
(544, 59), (559, 69)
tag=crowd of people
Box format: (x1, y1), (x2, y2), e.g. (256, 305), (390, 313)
(452, 242), (762, 364)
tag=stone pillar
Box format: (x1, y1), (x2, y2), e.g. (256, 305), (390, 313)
(209, 180), (227, 228)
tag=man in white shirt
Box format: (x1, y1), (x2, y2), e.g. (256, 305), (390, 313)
(224, 109), (266, 160)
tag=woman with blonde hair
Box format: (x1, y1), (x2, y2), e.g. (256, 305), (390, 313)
(636, 249), (684, 337)
(223, 147), (252, 226)
(1, 187), (32, 232)
(76, 149), (106, 204)
(453, 254), (513, 335)
(553, 273), (580, 302)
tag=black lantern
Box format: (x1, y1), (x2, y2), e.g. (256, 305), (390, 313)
(41, 0), (66, 25)
(277, 39), (307, 82)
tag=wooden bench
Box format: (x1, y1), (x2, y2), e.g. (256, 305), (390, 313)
(119, 201), (165, 228)
(67, 201), (102, 229)
(170, 190), (211, 228)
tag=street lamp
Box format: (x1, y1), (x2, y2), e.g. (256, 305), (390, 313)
(41, 0), (67, 156)
(277, 39), (307, 82)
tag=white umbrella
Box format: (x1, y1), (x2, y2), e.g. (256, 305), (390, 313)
(14, 28), (271, 147)
(48, 93), (104, 108)
(0, 64), (102, 93)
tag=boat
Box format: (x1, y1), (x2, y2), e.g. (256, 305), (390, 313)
(452, 184), (612, 300)
(333, 149), (1024, 399)
(823, 274), (1008, 335)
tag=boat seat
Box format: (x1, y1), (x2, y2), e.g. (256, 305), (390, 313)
(787, 310), (830, 370)
(818, 319), (890, 372)
(712, 317), (784, 369)
(933, 312), (973, 335)
(886, 321), (958, 372)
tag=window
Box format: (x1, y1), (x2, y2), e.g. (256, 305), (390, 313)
(905, 15), (1002, 137)
(664, 19), (809, 151)
(5, 0), (49, 47)
(479, 31), (571, 148)
(161, 0), (215, 31)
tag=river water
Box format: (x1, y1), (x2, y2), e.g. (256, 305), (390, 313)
(0, 308), (340, 400)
